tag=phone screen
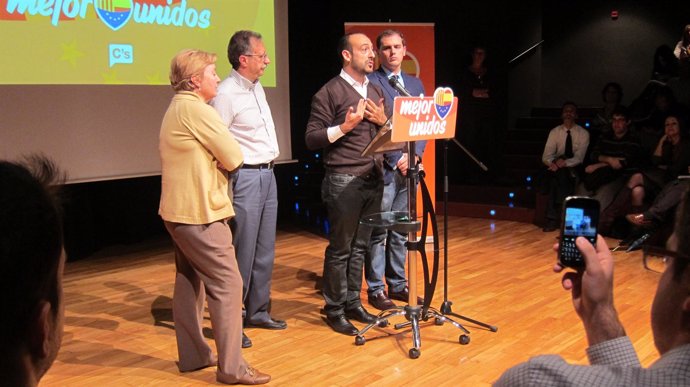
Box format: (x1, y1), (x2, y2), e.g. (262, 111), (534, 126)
(559, 197), (600, 268)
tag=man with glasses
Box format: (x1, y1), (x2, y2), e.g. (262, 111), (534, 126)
(211, 30), (284, 349)
(496, 187), (690, 385)
(581, 105), (644, 235)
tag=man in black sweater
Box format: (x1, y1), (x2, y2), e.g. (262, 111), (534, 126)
(305, 32), (388, 335)
(584, 105), (644, 193)
(583, 106), (644, 235)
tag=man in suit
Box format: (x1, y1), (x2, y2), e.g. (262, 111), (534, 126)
(365, 29), (427, 310)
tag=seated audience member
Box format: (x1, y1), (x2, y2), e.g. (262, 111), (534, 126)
(540, 101), (590, 232)
(636, 86), (682, 153)
(651, 44), (679, 83)
(629, 68), (676, 125)
(675, 26), (690, 105)
(641, 114), (690, 194)
(668, 64), (690, 110)
(674, 24), (690, 62)
(495, 186), (690, 386)
(582, 106), (644, 203)
(591, 82), (623, 139)
(627, 179), (690, 231)
(600, 114), (690, 236)
(0, 155), (66, 387)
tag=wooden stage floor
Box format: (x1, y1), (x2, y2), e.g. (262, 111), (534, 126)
(43, 217), (660, 386)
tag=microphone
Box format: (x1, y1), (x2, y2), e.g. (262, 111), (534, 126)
(626, 232), (651, 252)
(388, 76), (412, 97)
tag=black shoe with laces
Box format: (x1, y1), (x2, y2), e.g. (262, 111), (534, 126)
(242, 331), (252, 348)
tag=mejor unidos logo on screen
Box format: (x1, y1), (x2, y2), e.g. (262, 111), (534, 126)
(6, 0), (211, 30)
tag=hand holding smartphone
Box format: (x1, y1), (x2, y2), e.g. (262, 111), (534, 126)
(558, 196), (600, 269)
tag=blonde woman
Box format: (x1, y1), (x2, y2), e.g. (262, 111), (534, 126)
(159, 49), (269, 385)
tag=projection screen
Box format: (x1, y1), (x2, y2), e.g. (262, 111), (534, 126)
(0, 0), (291, 183)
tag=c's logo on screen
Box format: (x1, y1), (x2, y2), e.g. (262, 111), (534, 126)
(5, 0), (212, 30)
(109, 44), (133, 67)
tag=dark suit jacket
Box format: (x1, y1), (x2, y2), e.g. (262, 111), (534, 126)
(367, 67), (427, 183)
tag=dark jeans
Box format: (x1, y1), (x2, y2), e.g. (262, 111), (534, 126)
(645, 179), (690, 222)
(584, 166), (620, 192)
(543, 167), (577, 221)
(321, 173), (382, 318)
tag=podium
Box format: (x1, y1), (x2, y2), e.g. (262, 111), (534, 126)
(355, 90), (479, 358)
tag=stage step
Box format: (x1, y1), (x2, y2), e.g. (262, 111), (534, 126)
(440, 183), (538, 223)
(437, 201), (535, 223)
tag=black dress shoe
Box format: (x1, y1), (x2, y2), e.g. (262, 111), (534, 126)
(242, 331), (252, 348)
(368, 291), (396, 311)
(244, 318), (287, 330)
(542, 220), (558, 232)
(344, 305), (377, 324)
(388, 287), (424, 305)
(324, 315), (358, 336)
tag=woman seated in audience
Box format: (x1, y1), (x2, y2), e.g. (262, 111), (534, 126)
(600, 113), (690, 236)
(626, 114), (690, 229)
(636, 87), (684, 154)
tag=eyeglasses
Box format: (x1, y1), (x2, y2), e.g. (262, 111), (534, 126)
(243, 52), (269, 60)
(643, 245), (687, 273)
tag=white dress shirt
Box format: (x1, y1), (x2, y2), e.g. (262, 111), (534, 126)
(211, 70), (279, 164)
(542, 123), (590, 167)
(326, 69), (370, 143)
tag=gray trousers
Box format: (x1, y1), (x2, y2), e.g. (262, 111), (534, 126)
(229, 167), (278, 324)
(164, 220), (248, 383)
(645, 179), (690, 222)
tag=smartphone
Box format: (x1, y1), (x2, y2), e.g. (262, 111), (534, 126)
(558, 196), (600, 269)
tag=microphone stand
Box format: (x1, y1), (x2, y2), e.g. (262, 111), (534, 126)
(440, 138), (497, 333)
(389, 77), (498, 334)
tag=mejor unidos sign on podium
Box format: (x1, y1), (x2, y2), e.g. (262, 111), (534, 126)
(391, 87), (458, 142)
